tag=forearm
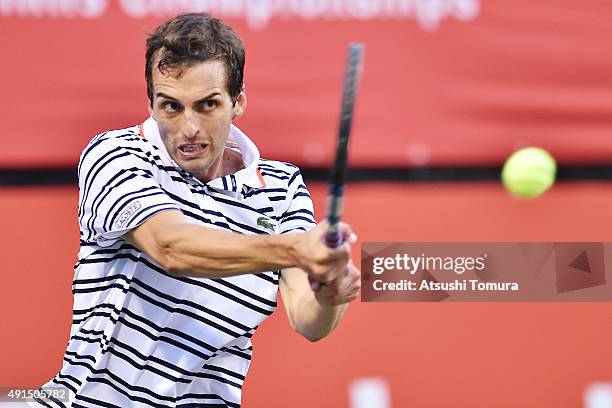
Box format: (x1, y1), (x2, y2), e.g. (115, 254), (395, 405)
(126, 211), (347, 282)
(293, 295), (348, 342)
(155, 223), (300, 277)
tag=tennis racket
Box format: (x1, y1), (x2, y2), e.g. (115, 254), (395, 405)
(324, 43), (365, 248)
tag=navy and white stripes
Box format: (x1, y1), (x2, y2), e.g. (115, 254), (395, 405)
(35, 120), (315, 408)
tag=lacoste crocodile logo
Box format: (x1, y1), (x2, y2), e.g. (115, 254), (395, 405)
(257, 216), (276, 232)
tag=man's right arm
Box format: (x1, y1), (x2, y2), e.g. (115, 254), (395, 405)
(123, 209), (351, 282)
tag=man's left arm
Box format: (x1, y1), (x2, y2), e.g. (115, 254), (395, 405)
(279, 260), (360, 342)
(277, 169), (359, 341)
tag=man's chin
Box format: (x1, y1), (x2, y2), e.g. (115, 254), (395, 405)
(177, 160), (212, 177)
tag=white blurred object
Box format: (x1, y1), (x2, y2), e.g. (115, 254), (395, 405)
(349, 377), (391, 408)
(406, 143), (431, 167)
(302, 141), (326, 166)
(585, 383), (612, 408)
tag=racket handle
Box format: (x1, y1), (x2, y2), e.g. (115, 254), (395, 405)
(324, 228), (344, 248)
(311, 227), (344, 291)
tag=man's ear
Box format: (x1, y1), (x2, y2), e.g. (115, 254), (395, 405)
(232, 90), (247, 119)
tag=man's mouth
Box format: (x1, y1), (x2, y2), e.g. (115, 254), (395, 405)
(178, 143), (208, 156)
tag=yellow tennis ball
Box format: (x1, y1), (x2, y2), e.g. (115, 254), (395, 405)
(501, 147), (556, 198)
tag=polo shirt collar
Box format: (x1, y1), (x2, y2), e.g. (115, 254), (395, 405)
(141, 117), (265, 191)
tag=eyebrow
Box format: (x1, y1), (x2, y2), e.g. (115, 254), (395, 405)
(156, 92), (222, 104)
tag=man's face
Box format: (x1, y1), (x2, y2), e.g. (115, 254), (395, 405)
(149, 59), (246, 181)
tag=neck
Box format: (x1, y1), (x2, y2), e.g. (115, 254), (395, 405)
(194, 148), (245, 184)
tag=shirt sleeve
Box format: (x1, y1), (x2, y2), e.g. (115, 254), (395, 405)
(78, 135), (181, 247)
(278, 170), (317, 234)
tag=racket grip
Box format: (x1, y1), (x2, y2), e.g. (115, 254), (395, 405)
(311, 227), (344, 291)
(324, 229), (344, 248)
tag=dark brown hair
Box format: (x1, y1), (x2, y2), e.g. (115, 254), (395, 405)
(145, 13), (245, 105)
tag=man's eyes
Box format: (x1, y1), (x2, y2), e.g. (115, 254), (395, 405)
(161, 101), (181, 112)
(200, 100), (218, 111)
(159, 100), (218, 112)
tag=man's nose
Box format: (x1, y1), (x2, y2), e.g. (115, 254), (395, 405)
(180, 112), (199, 139)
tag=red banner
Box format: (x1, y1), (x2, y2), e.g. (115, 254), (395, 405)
(2, 0), (612, 168)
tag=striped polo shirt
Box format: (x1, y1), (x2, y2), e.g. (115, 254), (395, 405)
(35, 118), (316, 408)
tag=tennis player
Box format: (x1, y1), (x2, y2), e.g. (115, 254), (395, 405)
(31, 12), (359, 408)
